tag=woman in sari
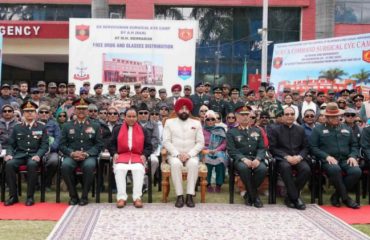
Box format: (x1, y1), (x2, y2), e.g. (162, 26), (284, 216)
(202, 110), (227, 193)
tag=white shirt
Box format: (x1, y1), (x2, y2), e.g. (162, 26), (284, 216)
(128, 126), (133, 150)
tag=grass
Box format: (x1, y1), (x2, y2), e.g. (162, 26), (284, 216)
(1, 180), (370, 239)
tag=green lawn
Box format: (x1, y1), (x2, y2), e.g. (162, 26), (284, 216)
(0, 181), (370, 239)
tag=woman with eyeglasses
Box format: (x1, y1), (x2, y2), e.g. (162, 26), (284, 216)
(214, 112), (227, 131)
(198, 104), (209, 126)
(352, 94), (364, 114)
(55, 95), (76, 121)
(282, 94), (299, 123)
(202, 110), (227, 193)
(337, 97), (348, 110)
(301, 109), (316, 139)
(298, 91), (319, 124)
(56, 110), (68, 128)
(225, 112), (238, 129)
(343, 108), (362, 143)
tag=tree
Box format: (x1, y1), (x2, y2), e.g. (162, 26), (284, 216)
(351, 69), (370, 84)
(319, 68), (347, 81)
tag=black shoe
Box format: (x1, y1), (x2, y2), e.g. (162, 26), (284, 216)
(4, 196), (18, 206)
(330, 193), (341, 207)
(254, 196), (263, 208)
(69, 198), (79, 206)
(243, 193), (253, 206)
(25, 197), (34, 206)
(175, 195), (184, 208)
(294, 198), (306, 210)
(343, 198), (360, 209)
(185, 194), (195, 208)
(79, 198), (89, 206)
(284, 197), (295, 208)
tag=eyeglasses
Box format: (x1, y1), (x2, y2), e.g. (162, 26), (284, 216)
(250, 116), (256, 119)
(150, 113), (159, 116)
(23, 110), (35, 113)
(99, 111), (107, 114)
(354, 120), (363, 124)
(59, 115), (66, 118)
(205, 118), (216, 122)
(304, 115), (315, 118)
(108, 112), (118, 116)
(39, 111), (49, 114)
(227, 116), (236, 119)
(320, 107), (326, 110)
(15, 115), (21, 118)
(89, 110), (98, 113)
(284, 113), (295, 116)
(138, 112), (149, 115)
(2, 110), (13, 113)
(216, 117), (221, 120)
(260, 116), (269, 119)
(344, 113), (356, 117)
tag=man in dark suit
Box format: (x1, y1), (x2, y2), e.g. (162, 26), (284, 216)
(190, 82), (210, 117)
(269, 106), (311, 210)
(60, 98), (104, 206)
(4, 101), (49, 206)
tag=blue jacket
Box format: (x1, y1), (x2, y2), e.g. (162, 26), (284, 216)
(45, 118), (61, 152)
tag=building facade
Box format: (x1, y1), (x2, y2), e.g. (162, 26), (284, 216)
(0, 0), (367, 88)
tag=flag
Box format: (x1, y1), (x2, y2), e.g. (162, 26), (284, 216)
(241, 58), (248, 89)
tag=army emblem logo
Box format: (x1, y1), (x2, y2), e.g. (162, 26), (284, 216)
(273, 57), (283, 69)
(76, 25), (90, 41)
(178, 66), (192, 80)
(363, 50), (370, 63)
(178, 29), (193, 41)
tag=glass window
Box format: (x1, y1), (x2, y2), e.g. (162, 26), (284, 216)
(155, 6), (300, 87)
(335, 0), (370, 24)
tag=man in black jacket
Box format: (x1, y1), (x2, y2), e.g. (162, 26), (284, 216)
(269, 106), (311, 210)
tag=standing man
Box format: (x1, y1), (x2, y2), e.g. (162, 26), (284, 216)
(166, 84), (182, 111)
(37, 81), (47, 97)
(105, 84), (118, 100)
(58, 83), (68, 99)
(0, 84), (17, 110)
(310, 102), (361, 209)
(4, 101), (49, 206)
(67, 82), (77, 98)
(17, 81), (30, 105)
(260, 86), (283, 120)
(183, 85), (192, 98)
(269, 107), (311, 210)
(226, 88), (244, 114)
(44, 82), (61, 114)
(227, 106), (267, 208)
(0, 105), (19, 150)
(11, 85), (20, 98)
(163, 98), (205, 208)
(208, 86), (227, 119)
(190, 82), (210, 117)
(60, 98), (103, 206)
(90, 83), (107, 109)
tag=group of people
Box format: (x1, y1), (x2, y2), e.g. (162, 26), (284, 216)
(1, 80), (370, 210)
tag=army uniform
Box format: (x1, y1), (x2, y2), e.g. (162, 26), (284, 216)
(227, 123), (267, 206)
(190, 93), (211, 117)
(44, 94), (61, 114)
(310, 123), (361, 205)
(4, 101), (49, 206)
(260, 98), (283, 119)
(90, 94), (107, 109)
(60, 99), (104, 205)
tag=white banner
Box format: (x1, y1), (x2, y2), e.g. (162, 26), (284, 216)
(69, 18), (198, 93)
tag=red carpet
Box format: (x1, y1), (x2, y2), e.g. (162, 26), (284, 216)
(0, 203), (68, 221)
(321, 205), (370, 224)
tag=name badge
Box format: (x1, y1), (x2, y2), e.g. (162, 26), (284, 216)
(235, 136), (243, 142)
(69, 129), (75, 134)
(32, 131), (42, 136)
(323, 130), (329, 134)
(341, 129), (350, 134)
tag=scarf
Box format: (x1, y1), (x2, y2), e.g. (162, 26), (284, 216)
(204, 125), (226, 150)
(117, 122), (144, 157)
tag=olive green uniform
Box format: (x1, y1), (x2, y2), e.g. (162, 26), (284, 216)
(5, 121), (49, 199)
(226, 126), (267, 201)
(310, 123), (361, 201)
(60, 119), (103, 200)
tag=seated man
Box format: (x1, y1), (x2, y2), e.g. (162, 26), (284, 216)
(4, 101), (49, 206)
(227, 106), (267, 208)
(269, 107), (311, 210)
(109, 108), (152, 208)
(163, 98), (205, 208)
(60, 98), (103, 206)
(311, 102), (361, 209)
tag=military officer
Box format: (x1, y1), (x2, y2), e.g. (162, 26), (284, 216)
(208, 86), (227, 119)
(260, 86), (283, 119)
(190, 82), (210, 117)
(226, 88), (244, 114)
(90, 83), (107, 109)
(44, 82), (61, 114)
(60, 98), (104, 206)
(4, 101), (49, 206)
(310, 102), (361, 209)
(227, 106), (267, 208)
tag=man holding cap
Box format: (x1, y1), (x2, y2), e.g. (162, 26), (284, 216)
(60, 98), (104, 206)
(4, 101), (49, 206)
(163, 98), (205, 208)
(190, 82), (210, 117)
(227, 106), (267, 208)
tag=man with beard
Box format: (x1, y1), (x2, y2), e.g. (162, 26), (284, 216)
(163, 98), (205, 208)
(166, 84), (182, 111)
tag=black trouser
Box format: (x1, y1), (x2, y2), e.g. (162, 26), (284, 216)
(44, 152), (59, 187)
(5, 157), (38, 198)
(322, 161), (362, 201)
(61, 157), (96, 199)
(234, 160), (267, 200)
(277, 159), (311, 201)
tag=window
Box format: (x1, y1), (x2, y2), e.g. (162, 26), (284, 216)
(335, 0), (370, 24)
(155, 6), (300, 87)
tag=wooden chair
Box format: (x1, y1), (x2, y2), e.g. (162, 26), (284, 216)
(161, 148), (208, 203)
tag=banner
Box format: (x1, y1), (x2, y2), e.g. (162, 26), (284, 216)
(0, 34), (2, 84)
(270, 33), (370, 96)
(69, 18), (198, 93)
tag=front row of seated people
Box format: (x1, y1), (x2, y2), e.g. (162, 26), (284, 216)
(1, 98), (365, 210)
